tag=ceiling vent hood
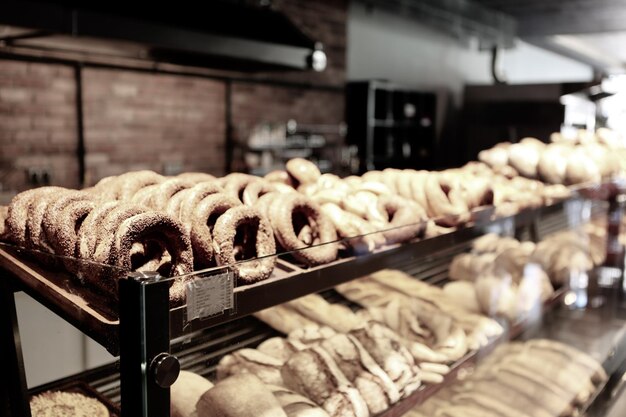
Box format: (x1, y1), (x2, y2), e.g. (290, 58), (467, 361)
(0, 0), (327, 72)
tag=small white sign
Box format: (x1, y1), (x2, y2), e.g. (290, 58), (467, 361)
(185, 271), (234, 321)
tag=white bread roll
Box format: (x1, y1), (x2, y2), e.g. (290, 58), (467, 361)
(171, 371), (213, 417)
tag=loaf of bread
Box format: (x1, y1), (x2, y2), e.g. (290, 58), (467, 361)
(171, 371), (214, 417)
(197, 374), (287, 417)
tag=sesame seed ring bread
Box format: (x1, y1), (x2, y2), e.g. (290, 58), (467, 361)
(212, 205), (276, 284)
(264, 170), (294, 186)
(130, 183), (161, 207)
(42, 191), (94, 257)
(321, 203), (385, 254)
(77, 201), (120, 260)
(91, 204), (148, 267)
(111, 211), (193, 304)
(174, 182), (224, 221)
(221, 173), (261, 202)
(409, 171), (429, 210)
(114, 170), (165, 200)
(190, 193), (241, 269)
(376, 195), (426, 244)
(285, 158), (321, 187)
(269, 193), (338, 265)
(424, 174), (469, 227)
(6, 187), (63, 247)
(48, 199), (96, 259)
(242, 180), (277, 206)
(24, 187), (70, 251)
(149, 178), (196, 211)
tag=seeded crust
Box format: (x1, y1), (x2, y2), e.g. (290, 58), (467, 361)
(0, 205), (9, 241)
(77, 201), (120, 260)
(30, 391), (109, 417)
(212, 205), (276, 284)
(149, 178), (196, 211)
(376, 195), (425, 244)
(221, 173), (260, 202)
(7, 187), (62, 247)
(268, 194), (337, 266)
(190, 193), (241, 269)
(25, 188), (70, 251)
(115, 170), (165, 200)
(41, 192), (93, 255)
(177, 182), (223, 221)
(242, 180), (277, 206)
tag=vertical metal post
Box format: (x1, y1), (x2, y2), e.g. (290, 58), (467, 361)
(119, 272), (179, 417)
(0, 282), (32, 417)
(74, 63), (86, 188)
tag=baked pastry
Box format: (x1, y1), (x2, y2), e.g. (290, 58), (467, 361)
(197, 373), (287, 417)
(269, 385), (331, 417)
(281, 346), (370, 417)
(286, 158), (322, 187)
(171, 370), (214, 417)
(320, 333), (401, 413)
(254, 304), (320, 335)
(190, 193), (241, 269)
(257, 337), (306, 362)
(268, 194), (338, 266)
(217, 348), (285, 386)
(286, 294), (363, 333)
(424, 173), (469, 226)
(507, 143), (540, 178)
(376, 195), (426, 244)
(221, 173), (260, 202)
(176, 172), (216, 183)
(212, 205), (276, 284)
(30, 391), (109, 417)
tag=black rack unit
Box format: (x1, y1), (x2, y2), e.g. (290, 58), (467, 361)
(1, 183), (626, 417)
(346, 81), (436, 173)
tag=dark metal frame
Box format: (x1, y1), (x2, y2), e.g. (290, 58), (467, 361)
(0, 281), (32, 417)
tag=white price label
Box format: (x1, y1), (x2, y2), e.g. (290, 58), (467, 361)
(185, 271), (234, 321)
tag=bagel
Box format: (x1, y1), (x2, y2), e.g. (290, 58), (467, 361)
(190, 193), (241, 269)
(269, 194), (338, 265)
(6, 187), (62, 247)
(264, 170), (293, 186)
(212, 205), (276, 284)
(221, 173), (260, 202)
(508, 143), (540, 178)
(77, 201), (120, 260)
(321, 203), (385, 254)
(376, 195), (426, 244)
(165, 182), (223, 221)
(115, 170), (165, 200)
(424, 174), (469, 226)
(285, 158), (321, 187)
(149, 178), (196, 210)
(42, 191), (94, 256)
(242, 180), (277, 206)
(23, 187), (69, 251)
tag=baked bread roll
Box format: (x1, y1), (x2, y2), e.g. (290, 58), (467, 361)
(171, 370), (214, 417)
(254, 304), (320, 335)
(258, 337), (306, 362)
(281, 346), (370, 417)
(30, 391), (109, 417)
(217, 348), (284, 386)
(320, 333), (401, 413)
(269, 385), (331, 417)
(197, 373), (287, 417)
(507, 143), (540, 178)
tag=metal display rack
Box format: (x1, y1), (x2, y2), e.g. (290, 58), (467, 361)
(1, 182), (625, 417)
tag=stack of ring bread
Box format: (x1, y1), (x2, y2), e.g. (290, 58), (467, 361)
(407, 340), (607, 417)
(0, 142), (601, 302)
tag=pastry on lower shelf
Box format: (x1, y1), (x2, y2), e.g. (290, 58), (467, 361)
(197, 373), (287, 417)
(171, 370), (214, 417)
(281, 346), (370, 417)
(217, 348), (285, 386)
(257, 337), (307, 362)
(320, 333), (401, 414)
(269, 385), (331, 417)
(30, 391), (109, 417)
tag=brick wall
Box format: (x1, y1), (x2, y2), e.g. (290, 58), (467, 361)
(82, 69), (226, 184)
(0, 61), (79, 193)
(0, 0), (348, 196)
